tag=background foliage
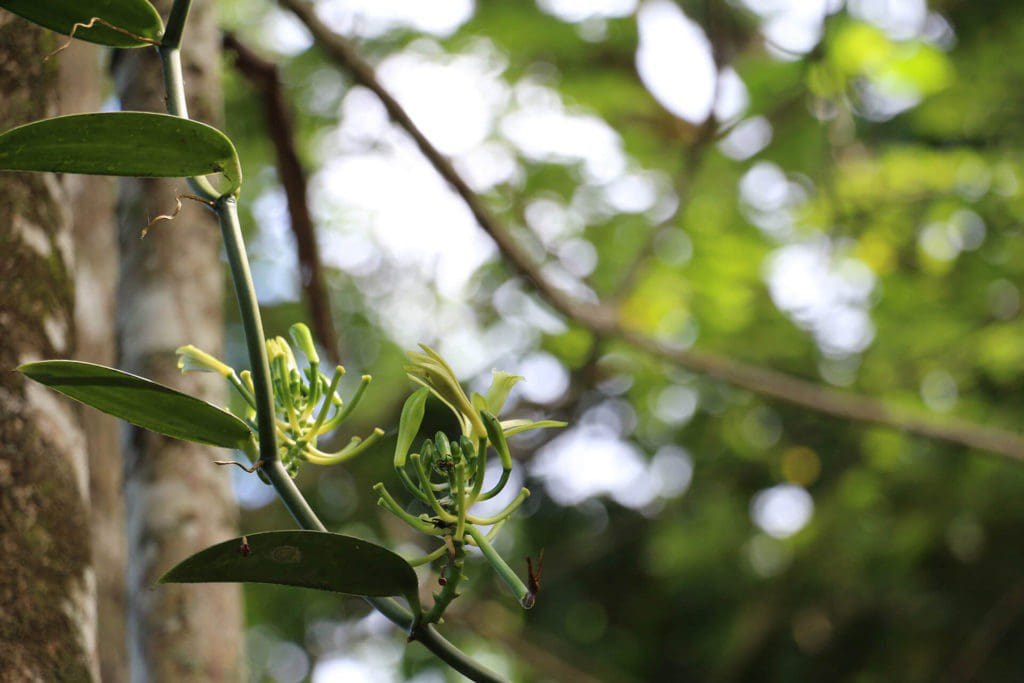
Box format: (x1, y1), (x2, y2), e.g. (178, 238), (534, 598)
(196, 0), (1024, 680)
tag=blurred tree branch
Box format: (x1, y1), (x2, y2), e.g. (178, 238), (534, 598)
(222, 31), (341, 364)
(276, 0), (1024, 462)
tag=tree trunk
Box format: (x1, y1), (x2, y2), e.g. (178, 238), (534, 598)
(0, 15), (98, 682)
(59, 41), (128, 683)
(112, 1), (244, 680)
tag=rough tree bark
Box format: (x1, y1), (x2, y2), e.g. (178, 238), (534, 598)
(112, 0), (244, 679)
(0, 15), (99, 682)
(58, 40), (128, 683)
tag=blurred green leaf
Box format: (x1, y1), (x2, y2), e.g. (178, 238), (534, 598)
(0, 0), (163, 48)
(830, 21), (893, 75)
(18, 360), (251, 449)
(0, 112), (242, 193)
(881, 44), (954, 96)
(161, 530), (420, 611)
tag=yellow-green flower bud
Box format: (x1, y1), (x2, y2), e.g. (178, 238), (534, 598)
(175, 345), (233, 378)
(266, 337), (284, 363)
(405, 345), (487, 438)
(289, 323), (319, 365)
(275, 336), (298, 372)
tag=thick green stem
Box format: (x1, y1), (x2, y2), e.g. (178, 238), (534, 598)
(216, 199), (276, 460)
(158, 45), (220, 201)
(162, 0), (192, 50)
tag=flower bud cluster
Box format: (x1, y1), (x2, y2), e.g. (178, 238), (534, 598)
(375, 345), (565, 615)
(176, 323), (382, 477)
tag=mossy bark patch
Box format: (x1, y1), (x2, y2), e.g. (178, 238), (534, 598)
(0, 15), (96, 682)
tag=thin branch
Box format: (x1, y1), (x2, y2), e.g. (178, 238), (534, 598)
(277, 0), (1024, 462)
(222, 32), (341, 364)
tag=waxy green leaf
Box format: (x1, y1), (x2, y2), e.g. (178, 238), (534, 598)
(0, 112), (242, 194)
(160, 531), (421, 612)
(0, 0), (163, 48)
(18, 360), (252, 449)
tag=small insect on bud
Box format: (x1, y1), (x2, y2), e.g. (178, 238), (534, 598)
(240, 535), (252, 557)
(524, 549), (544, 609)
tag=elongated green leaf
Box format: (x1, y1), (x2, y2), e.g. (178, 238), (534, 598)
(0, 112), (242, 194)
(19, 360), (252, 449)
(0, 0), (163, 48)
(161, 531), (421, 612)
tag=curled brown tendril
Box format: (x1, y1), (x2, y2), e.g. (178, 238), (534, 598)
(45, 17), (159, 62)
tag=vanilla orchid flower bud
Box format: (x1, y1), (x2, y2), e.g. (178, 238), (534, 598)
(405, 345), (486, 438)
(175, 344), (233, 378)
(289, 322), (319, 366)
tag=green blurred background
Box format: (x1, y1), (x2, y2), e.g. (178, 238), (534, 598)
(213, 0), (1024, 680)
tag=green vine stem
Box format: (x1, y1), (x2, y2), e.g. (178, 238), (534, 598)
(157, 49), (220, 198)
(158, 2), (505, 679)
(161, 0), (191, 49)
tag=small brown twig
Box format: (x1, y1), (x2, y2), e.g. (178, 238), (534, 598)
(140, 193), (215, 238)
(214, 459), (264, 473)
